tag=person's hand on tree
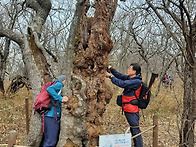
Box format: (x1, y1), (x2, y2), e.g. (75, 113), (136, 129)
(106, 72), (111, 78)
(106, 65), (113, 73)
(62, 96), (69, 103)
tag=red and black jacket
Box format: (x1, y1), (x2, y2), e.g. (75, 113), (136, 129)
(110, 68), (142, 113)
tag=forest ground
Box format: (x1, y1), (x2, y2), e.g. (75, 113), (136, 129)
(0, 79), (195, 146)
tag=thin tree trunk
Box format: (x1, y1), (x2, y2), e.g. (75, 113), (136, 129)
(0, 17), (15, 94)
(0, 54), (5, 93)
(180, 60), (195, 147)
(179, 16), (196, 147)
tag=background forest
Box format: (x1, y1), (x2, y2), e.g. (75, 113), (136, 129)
(0, 0), (195, 147)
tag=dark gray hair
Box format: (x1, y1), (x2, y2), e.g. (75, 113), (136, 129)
(130, 63), (141, 75)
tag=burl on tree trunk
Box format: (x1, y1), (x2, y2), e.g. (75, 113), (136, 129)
(65, 1), (114, 147)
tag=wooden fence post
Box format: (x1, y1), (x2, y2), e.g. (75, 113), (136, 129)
(25, 98), (29, 134)
(153, 115), (158, 147)
(8, 130), (17, 147)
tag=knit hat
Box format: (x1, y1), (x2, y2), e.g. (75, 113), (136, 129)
(58, 75), (66, 82)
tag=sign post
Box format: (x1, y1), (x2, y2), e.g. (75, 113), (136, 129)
(99, 127), (131, 147)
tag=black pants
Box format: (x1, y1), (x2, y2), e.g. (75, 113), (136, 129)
(124, 112), (143, 147)
(43, 117), (60, 147)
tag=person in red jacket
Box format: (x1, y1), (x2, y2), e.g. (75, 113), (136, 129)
(106, 63), (143, 147)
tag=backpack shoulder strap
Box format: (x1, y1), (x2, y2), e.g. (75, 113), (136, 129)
(133, 81), (143, 99)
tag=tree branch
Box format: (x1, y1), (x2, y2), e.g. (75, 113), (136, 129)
(28, 26), (58, 63)
(179, 1), (194, 61)
(25, 0), (51, 36)
(0, 25), (24, 46)
(163, 0), (182, 30)
(146, 0), (193, 68)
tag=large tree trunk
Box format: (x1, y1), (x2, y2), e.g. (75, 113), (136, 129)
(58, 0), (117, 146)
(58, 0), (85, 145)
(62, 0), (86, 96)
(0, 25), (50, 146)
(23, 34), (51, 146)
(23, 0), (52, 146)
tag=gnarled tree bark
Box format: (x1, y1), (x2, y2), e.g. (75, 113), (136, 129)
(58, 0), (117, 146)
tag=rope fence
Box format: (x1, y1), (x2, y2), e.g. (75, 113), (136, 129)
(132, 125), (155, 139)
(0, 98), (159, 147)
(1, 116), (159, 147)
(128, 115), (158, 146)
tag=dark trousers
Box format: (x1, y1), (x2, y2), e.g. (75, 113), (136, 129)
(124, 112), (143, 147)
(43, 116), (60, 147)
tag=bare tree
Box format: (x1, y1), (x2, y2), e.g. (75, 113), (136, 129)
(0, 0), (52, 145)
(145, 0), (196, 146)
(0, 0), (23, 93)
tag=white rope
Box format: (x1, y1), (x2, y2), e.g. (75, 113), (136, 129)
(131, 125), (155, 139)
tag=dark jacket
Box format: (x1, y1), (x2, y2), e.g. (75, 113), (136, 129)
(110, 68), (142, 113)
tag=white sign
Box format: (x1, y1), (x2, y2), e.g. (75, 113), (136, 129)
(99, 133), (131, 147)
